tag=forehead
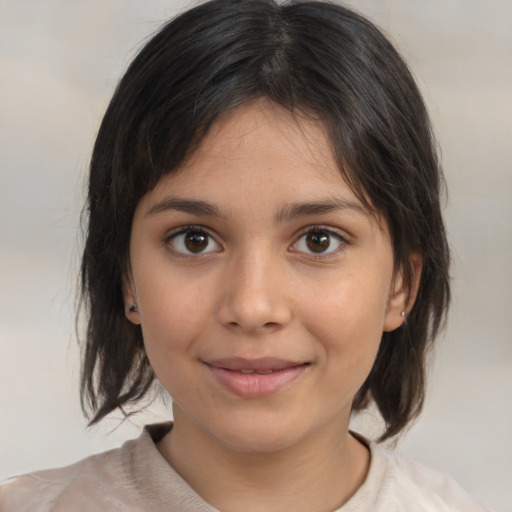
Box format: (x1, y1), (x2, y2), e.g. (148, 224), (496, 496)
(154, 99), (353, 201)
(134, 98), (389, 241)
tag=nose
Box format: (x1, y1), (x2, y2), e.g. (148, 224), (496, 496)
(216, 249), (292, 334)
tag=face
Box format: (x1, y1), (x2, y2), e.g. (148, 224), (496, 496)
(126, 100), (408, 453)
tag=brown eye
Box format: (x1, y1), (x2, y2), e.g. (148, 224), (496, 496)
(292, 228), (345, 256)
(184, 231), (209, 252)
(305, 232), (331, 253)
(168, 227), (221, 255)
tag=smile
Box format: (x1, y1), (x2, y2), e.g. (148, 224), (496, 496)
(204, 358), (310, 398)
(239, 369), (274, 374)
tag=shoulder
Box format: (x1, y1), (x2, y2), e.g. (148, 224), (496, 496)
(361, 440), (490, 511)
(0, 444), (141, 512)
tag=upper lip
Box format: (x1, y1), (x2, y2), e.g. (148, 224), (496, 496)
(204, 357), (307, 373)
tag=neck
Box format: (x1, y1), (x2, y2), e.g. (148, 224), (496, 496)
(157, 409), (370, 512)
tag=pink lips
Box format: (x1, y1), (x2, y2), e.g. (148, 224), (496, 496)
(205, 357), (309, 398)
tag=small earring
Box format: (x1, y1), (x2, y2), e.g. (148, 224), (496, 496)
(401, 311), (405, 317)
(128, 302), (138, 313)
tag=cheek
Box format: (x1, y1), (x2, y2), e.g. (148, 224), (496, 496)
(302, 269), (390, 381)
(138, 282), (210, 401)
(136, 271), (214, 359)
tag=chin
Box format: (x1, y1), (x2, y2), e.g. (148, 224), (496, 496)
(201, 410), (318, 455)
(216, 427), (299, 454)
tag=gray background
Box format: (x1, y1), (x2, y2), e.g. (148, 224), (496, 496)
(0, 1), (510, 510)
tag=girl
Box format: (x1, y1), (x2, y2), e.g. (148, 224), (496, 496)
(0, 0), (490, 510)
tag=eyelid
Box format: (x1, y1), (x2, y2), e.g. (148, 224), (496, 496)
(290, 224), (349, 257)
(162, 223), (348, 259)
(164, 224), (222, 256)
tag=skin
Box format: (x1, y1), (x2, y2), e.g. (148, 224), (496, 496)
(125, 99), (419, 511)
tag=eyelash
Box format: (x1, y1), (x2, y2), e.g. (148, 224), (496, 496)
(164, 225), (221, 257)
(291, 225), (348, 259)
(164, 224), (349, 259)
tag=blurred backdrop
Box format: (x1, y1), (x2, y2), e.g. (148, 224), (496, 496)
(0, 1), (510, 510)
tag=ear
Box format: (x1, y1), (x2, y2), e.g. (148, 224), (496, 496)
(123, 274), (141, 326)
(383, 252), (423, 332)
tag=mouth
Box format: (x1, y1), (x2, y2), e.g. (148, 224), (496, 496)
(204, 357), (310, 398)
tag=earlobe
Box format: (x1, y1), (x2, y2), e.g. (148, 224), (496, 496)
(123, 276), (141, 325)
(124, 296), (141, 325)
(383, 252), (423, 332)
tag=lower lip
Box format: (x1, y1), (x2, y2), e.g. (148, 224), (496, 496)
(207, 364), (309, 398)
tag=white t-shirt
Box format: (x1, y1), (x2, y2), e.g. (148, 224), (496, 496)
(0, 423), (490, 511)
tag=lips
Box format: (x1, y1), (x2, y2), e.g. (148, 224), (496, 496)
(205, 357), (309, 398)
(238, 369), (274, 374)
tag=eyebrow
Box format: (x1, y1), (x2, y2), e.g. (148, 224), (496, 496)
(146, 198), (227, 218)
(275, 198), (368, 222)
(145, 196), (368, 221)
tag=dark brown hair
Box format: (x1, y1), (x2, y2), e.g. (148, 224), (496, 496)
(80, 0), (450, 441)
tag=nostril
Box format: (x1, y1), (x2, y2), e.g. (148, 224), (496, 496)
(217, 293), (292, 333)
